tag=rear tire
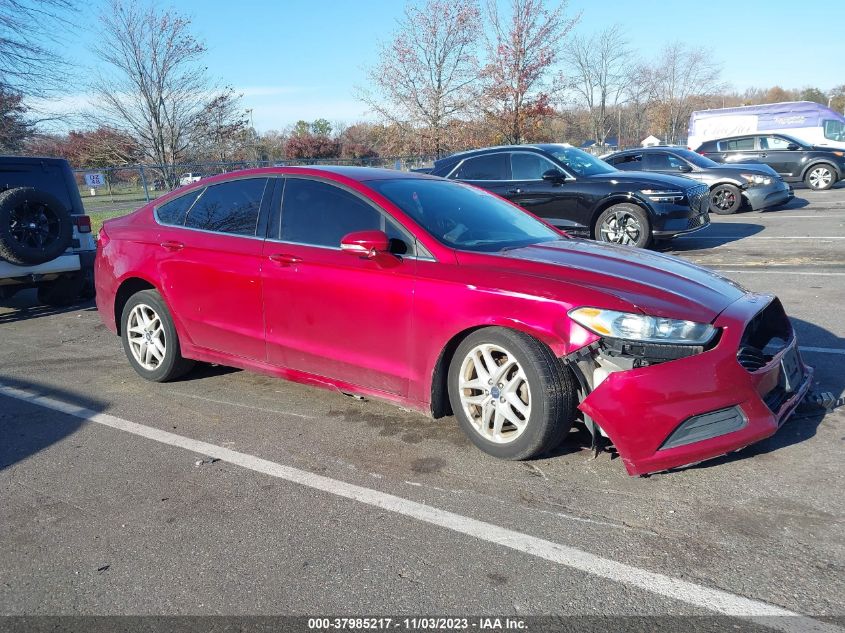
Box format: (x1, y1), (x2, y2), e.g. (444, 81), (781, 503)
(594, 203), (652, 248)
(447, 327), (576, 460)
(709, 184), (742, 215)
(120, 289), (194, 382)
(805, 164), (836, 190)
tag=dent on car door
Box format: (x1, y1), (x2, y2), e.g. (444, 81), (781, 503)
(154, 177), (271, 360)
(261, 177), (416, 396)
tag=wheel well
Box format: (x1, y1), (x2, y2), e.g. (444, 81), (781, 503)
(430, 326), (488, 418)
(590, 198), (650, 238)
(802, 161), (839, 180)
(113, 278), (155, 334)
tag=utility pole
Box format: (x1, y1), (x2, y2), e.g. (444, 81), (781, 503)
(246, 108), (257, 164)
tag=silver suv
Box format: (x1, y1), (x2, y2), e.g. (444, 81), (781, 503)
(0, 156), (96, 305)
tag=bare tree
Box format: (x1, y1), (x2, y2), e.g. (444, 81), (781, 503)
(481, 0), (579, 144)
(648, 42), (723, 144)
(0, 0), (75, 98)
(563, 25), (631, 147)
(92, 1), (239, 187)
(359, 0), (481, 157)
(192, 88), (249, 163)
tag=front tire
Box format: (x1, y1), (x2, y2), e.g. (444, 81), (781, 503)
(805, 164), (836, 190)
(709, 184), (742, 215)
(120, 289), (194, 382)
(594, 203), (652, 248)
(447, 327), (576, 460)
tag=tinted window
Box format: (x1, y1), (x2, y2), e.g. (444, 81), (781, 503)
(510, 152), (559, 180)
(719, 138), (755, 151)
(156, 189), (202, 226)
(281, 178), (411, 253)
(451, 153), (509, 180)
(184, 178), (268, 236)
(760, 136), (793, 150)
(644, 152), (687, 171)
(368, 178), (560, 253)
(610, 154), (643, 170)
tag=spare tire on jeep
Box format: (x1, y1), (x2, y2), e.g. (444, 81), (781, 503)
(0, 187), (73, 265)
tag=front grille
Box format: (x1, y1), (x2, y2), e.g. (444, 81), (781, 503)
(736, 298), (792, 372)
(687, 185), (709, 213)
(686, 213), (708, 230)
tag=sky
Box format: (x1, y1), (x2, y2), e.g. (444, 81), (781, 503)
(55, 0), (844, 133)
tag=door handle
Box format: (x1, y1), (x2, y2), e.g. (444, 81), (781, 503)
(160, 240), (184, 251)
(506, 188), (522, 195)
(268, 253), (302, 265)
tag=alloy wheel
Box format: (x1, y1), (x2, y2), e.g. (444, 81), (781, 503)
(458, 343), (531, 444)
(711, 188), (736, 211)
(126, 303), (167, 370)
(599, 210), (643, 245)
(9, 202), (61, 250)
(808, 167), (833, 189)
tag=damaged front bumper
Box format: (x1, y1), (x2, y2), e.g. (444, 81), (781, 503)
(569, 293), (813, 476)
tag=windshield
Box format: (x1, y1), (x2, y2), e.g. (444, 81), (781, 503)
(824, 119), (845, 142)
(541, 145), (617, 176)
(368, 178), (562, 253)
(670, 148), (720, 168)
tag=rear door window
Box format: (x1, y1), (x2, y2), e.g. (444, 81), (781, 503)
(719, 137), (755, 151)
(451, 153), (510, 180)
(184, 178), (268, 236)
(156, 190), (203, 226)
(611, 153), (643, 170)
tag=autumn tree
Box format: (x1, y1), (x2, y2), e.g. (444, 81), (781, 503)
(481, 0), (579, 144)
(564, 24), (631, 146)
(360, 0), (482, 157)
(93, 1), (242, 187)
(830, 85), (845, 113)
(648, 42), (723, 144)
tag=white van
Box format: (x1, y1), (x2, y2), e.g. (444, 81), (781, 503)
(688, 101), (845, 151)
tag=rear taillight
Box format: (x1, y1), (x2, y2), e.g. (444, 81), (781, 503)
(97, 223), (109, 247)
(75, 215), (92, 233)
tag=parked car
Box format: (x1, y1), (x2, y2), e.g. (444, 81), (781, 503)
(427, 144), (710, 248)
(178, 172), (203, 186)
(688, 101), (845, 151)
(604, 147), (793, 215)
(0, 156), (95, 305)
(95, 166), (812, 476)
(694, 134), (845, 191)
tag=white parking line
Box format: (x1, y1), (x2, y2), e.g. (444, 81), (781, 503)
(799, 346), (845, 356)
(681, 236), (845, 240)
(715, 269), (845, 277)
(0, 382), (840, 633)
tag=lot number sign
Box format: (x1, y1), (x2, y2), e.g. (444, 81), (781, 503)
(85, 172), (106, 188)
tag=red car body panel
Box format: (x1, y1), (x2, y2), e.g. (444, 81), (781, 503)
(95, 166), (812, 475)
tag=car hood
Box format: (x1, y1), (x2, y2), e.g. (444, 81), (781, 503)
(495, 239), (747, 323)
(585, 170), (699, 190)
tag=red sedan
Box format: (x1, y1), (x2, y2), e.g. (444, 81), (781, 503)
(95, 167), (812, 476)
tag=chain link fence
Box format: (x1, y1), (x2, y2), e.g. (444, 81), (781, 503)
(73, 156), (437, 225)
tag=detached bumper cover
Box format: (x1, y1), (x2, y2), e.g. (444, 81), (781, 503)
(578, 293), (813, 476)
(745, 181), (793, 210)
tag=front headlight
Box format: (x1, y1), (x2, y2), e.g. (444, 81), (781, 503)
(639, 189), (684, 203)
(740, 173), (772, 186)
(569, 307), (717, 345)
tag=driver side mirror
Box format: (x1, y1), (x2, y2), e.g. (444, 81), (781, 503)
(786, 143), (800, 151)
(542, 168), (566, 183)
(340, 230), (390, 258)
(677, 163), (693, 173)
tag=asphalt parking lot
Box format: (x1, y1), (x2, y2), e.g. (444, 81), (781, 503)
(1, 185), (843, 632)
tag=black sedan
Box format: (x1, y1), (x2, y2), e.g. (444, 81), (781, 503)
(604, 146), (793, 214)
(695, 133), (845, 191)
(428, 144), (709, 248)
